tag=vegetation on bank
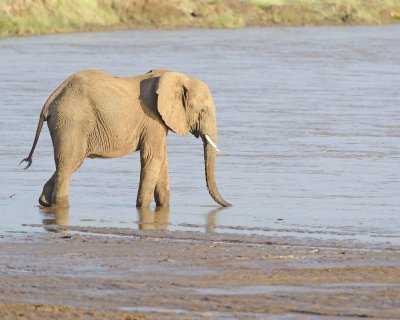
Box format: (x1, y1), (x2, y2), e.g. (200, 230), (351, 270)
(1, 0), (400, 38)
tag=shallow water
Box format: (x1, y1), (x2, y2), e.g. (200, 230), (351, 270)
(0, 26), (399, 244)
(194, 282), (400, 296)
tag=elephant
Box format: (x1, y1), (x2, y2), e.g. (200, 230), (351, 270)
(21, 69), (231, 208)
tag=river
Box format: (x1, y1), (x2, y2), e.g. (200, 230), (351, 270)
(0, 25), (399, 244)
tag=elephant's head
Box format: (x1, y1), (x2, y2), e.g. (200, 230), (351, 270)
(156, 71), (231, 207)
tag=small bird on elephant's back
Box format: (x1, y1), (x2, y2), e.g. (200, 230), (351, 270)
(21, 69), (231, 208)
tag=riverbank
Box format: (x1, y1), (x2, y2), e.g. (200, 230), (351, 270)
(1, 228), (400, 319)
(1, 0), (400, 38)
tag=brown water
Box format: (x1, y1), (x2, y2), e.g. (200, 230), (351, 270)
(0, 26), (399, 244)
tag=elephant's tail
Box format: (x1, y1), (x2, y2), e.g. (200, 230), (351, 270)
(20, 113), (46, 169)
(20, 74), (71, 169)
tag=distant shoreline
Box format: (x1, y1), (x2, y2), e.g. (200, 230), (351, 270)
(1, 0), (400, 38)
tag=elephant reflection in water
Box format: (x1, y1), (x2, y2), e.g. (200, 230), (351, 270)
(40, 206), (69, 234)
(137, 207), (170, 230)
(138, 207), (227, 232)
(41, 206), (171, 232)
(40, 206), (225, 233)
(206, 207), (226, 233)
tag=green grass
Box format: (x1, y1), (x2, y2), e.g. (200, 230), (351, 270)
(250, 0), (400, 25)
(0, 0), (120, 37)
(1, 0), (400, 38)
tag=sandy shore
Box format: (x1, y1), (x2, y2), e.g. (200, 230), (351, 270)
(1, 227), (400, 319)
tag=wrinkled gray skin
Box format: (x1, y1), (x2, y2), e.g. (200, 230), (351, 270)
(21, 69), (231, 208)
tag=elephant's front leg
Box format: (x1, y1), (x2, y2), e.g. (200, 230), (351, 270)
(136, 144), (165, 208)
(154, 147), (170, 207)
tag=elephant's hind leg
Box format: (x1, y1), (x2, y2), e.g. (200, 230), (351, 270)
(39, 172), (56, 207)
(51, 131), (87, 207)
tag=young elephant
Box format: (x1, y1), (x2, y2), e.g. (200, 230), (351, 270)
(21, 69), (231, 208)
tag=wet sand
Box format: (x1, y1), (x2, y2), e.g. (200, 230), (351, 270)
(1, 228), (399, 319)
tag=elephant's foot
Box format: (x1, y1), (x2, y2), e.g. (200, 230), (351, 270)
(136, 197), (152, 208)
(50, 196), (70, 208)
(39, 194), (52, 207)
(154, 192), (170, 207)
(136, 202), (151, 208)
(155, 201), (169, 207)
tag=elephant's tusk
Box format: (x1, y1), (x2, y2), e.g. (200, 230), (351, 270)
(205, 135), (220, 152)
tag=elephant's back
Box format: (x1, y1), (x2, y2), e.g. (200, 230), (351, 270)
(47, 69), (140, 133)
(68, 70), (133, 98)
(52, 70), (137, 115)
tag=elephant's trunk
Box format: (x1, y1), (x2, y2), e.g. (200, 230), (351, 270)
(203, 140), (231, 207)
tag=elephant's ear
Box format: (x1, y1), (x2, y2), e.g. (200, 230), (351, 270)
(156, 72), (190, 136)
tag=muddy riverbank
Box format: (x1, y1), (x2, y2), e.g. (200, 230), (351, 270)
(1, 228), (400, 319)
